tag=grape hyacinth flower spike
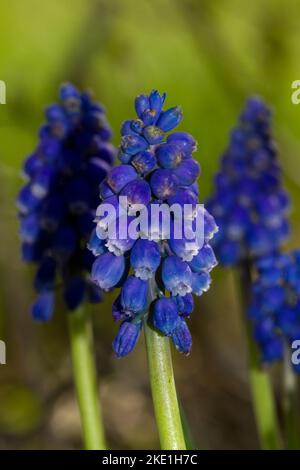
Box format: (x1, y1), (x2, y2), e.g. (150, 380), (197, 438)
(207, 97), (290, 449)
(18, 83), (114, 449)
(207, 96), (290, 266)
(249, 251), (300, 372)
(89, 90), (218, 449)
(248, 250), (300, 449)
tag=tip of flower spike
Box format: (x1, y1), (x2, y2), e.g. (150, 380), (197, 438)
(59, 82), (80, 100)
(157, 106), (183, 132)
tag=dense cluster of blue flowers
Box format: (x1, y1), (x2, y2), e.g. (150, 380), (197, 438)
(17, 83), (115, 320)
(248, 251), (300, 372)
(207, 97), (290, 266)
(89, 90), (218, 357)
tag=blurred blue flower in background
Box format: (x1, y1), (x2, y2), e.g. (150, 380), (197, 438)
(18, 83), (115, 320)
(207, 97), (290, 266)
(89, 90), (218, 357)
(249, 251), (300, 372)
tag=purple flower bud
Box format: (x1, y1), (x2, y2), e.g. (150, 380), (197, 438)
(131, 151), (157, 175)
(112, 295), (127, 322)
(157, 106), (183, 132)
(31, 166), (56, 199)
(60, 82), (80, 102)
(150, 169), (177, 200)
(17, 185), (41, 215)
(247, 224), (272, 257)
(190, 182), (199, 196)
(162, 256), (192, 296)
(99, 180), (114, 199)
(188, 244), (217, 273)
(107, 165), (138, 194)
(19, 213), (40, 243)
(105, 216), (136, 256)
(32, 292), (55, 322)
(171, 319), (192, 354)
(143, 126), (165, 145)
(156, 143), (183, 169)
(130, 239), (161, 280)
(45, 104), (65, 124)
(204, 209), (218, 242)
(152, 297), (180, 336)
(167, 132), (197, 155)
(22, 154), (43, 179)
(168, 236), (200, 262)
(191, 272), (211, 296)
(121, 134), (148, 156)
(87, 229), (107, 256)
(113, 321), (142, 357)
(149, 90), (166, 116)
(121, 120), (138, 136)
(175, 293), (194, 317)
(91, 252), (125, 290)
(121, 275), (148, 315)
(118, 150), (132, 164)
(173, 159), (200, 186)
(131, 119), (144, 134)
(226, 206), (250, 240)
(120, 179), (152, 209)
(141, 109), (158, 126)
(135, 94), (150, 119)
(34, 256), (56, 292)
(168, 188), (198, 217)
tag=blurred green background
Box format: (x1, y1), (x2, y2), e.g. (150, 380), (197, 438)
(0, 0), (300, 449)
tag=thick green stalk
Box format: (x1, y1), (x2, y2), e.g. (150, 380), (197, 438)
(144, 321), (186, 450)
(237, 264), (281, 450)
(68, 306), (106, 450)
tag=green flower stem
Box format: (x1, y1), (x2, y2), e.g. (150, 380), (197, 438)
(144, 321), (186, 450)
(68, 305), (106, 450)
(237, 263), (282, 450)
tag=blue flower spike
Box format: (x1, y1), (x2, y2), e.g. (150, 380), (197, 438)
(207, 97), (290, 266)
(18, 83), (115, 319)
(89, 90), (218, 356)
(248, 251), (300, 371)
